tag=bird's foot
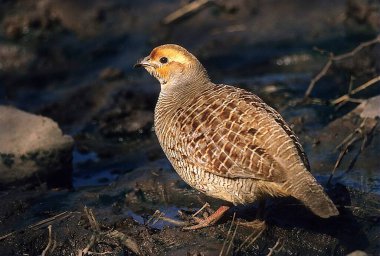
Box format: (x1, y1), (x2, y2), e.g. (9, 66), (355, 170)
(239, 219), (266, 230)
(183, 205), (230, 230)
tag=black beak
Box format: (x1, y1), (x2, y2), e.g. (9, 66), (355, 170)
(133, 57), (150, 68)
(133, 62), (142, 68)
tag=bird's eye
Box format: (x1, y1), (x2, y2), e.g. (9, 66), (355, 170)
(159, 57), (168, 64)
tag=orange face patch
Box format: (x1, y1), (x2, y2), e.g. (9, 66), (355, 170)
(150, 47), (190, 65)
(155, 62), (185, 81)
(156, 65), (170, 81)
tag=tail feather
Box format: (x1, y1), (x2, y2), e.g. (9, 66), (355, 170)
(286, 173), (339, 218)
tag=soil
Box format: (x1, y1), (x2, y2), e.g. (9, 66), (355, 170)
(0, 0), (379, 255)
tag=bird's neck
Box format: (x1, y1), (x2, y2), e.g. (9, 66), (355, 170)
(155, 77), (213, 128)
(159, 72), (211, 105)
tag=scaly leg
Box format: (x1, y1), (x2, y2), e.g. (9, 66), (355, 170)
(183, 205), (230, 230)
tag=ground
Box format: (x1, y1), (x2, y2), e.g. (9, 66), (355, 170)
(0, 0), (379, 255)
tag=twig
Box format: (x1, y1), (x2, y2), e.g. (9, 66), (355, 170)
(152, 211), (165, 225)
(328, 118), (377, 184)
(78, 234), (96, 256)
(0, 211), (75, 241)
(162, 0), (212, 25)
(79, 207), (142, 256)
(348, 76), (355, 94)
(333, 75), (356, 109)
(345, 121), (377, 173)
(0, 232), (14, 241)
(332, 35), (380, 61)
(328, 119), (366, 184)
(51, 233), (57, 255)
(192, 202), (210, 217)
(157, 215), (187, 226)
(87, 208), (100, 231)
(333, 97), (363, 110)
(146, 210), (160, 225)
(305, 58), (333, 98)
(30, 211), (72, 230)
(242, 227), (265, 250)
(305, 35), (380, 98)
(236, 225), (265, 253)
(219, 212), (236, 256)
(267, 238), (283, 256)
(226, 219), (239, 256)
(78, 207), (101, 256)
(147, 209), (187, 226)
(87, 251), (114, 255)
(331, 75), (380, 105)
(107, 230), (141, 255)
(41, 225), (53, 256)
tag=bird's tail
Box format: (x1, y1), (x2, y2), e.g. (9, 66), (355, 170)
(285, 172), (339, 218)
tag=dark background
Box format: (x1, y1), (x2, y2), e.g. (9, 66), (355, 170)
(0, 0), (379, 255)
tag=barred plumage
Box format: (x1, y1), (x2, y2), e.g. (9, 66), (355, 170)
(136, 44), (338, 223)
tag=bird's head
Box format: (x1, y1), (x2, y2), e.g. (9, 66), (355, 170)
(134, 44), (209, 92)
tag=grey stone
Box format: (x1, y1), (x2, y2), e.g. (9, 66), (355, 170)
(0, 106), (74, 187)
(353, 95), (380, 119)
(347, 250), (368, 256)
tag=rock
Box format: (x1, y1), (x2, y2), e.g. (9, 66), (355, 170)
(347, 250), (368, 256)
(353, 95), (380, 119)
(0, 106), (74, 188)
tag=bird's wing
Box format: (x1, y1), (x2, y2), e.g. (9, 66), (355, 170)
(176, 85), (307, 183)
(237, 88), (310, 171)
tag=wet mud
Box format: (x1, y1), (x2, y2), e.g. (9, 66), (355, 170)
(0, 0), (379, 255)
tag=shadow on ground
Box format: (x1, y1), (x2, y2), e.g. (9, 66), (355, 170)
(0, 0), (379, 255)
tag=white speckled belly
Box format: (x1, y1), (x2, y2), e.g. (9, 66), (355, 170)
(173, 161), (261, 205)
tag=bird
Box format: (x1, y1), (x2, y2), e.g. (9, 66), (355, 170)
(135, 44), (339, 230)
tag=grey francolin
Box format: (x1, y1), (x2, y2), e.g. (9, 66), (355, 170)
(135, 44), (339, 229)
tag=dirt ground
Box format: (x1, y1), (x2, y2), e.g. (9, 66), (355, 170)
(0, 0), (379, 255)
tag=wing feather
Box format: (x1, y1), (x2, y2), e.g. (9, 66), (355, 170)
(175, 85), (306, 183)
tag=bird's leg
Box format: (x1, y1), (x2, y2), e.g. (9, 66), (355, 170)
(239, 200), (267, 230)
(183, 205), (230, 230)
